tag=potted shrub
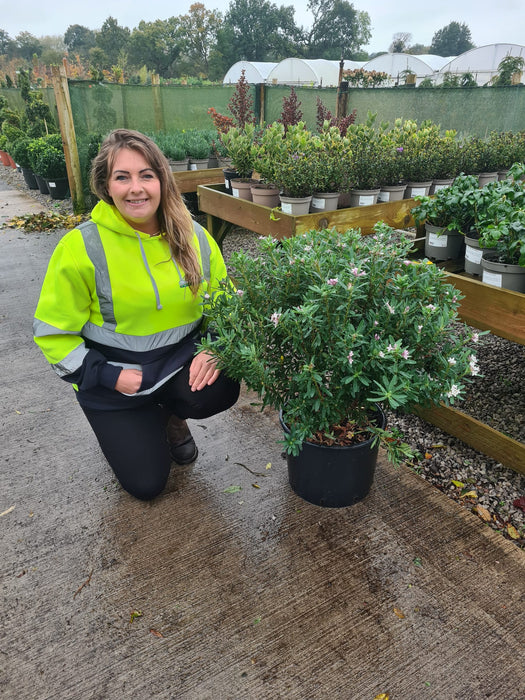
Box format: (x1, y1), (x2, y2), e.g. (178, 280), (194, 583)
(411, 174), (479, 261)
(220, 123), (257, 195)
(309, 124), (351, 212)
(199, 224), (481, 507)
(29, 135), (69, 199)
(344, 123), (384, 205)
(476, 162), (525, 291)
(9, 137), (38, 189)
(254, 122), (318, 213)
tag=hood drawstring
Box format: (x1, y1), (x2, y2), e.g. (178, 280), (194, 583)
(135, 232), (163, 310)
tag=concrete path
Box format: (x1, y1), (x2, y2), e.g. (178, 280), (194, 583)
(1, 180), (524, 699)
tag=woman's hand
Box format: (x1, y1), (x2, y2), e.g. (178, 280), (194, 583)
(115, 368), (143, 394)
(189, 351), (220, 392)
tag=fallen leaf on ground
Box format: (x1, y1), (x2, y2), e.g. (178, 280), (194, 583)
(0, 505), (15, 518)
(451, 480), (465, 488)
(474, 505), (492, 522)
(265, 462), (272, 470)
(461, 489), (477, 499)
(506, 524), (520, 540)
(150, 628), (164, 638)
(374, 694), (390, 700)
(252, 483), (261, 489)
(393, 607), (405, 619)
(223, 485), (242, 493)
(130, 610), (143, 623)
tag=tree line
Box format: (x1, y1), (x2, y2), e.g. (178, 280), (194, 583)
(0, 0), (475, 84)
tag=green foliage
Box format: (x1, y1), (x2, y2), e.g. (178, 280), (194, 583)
(492, 55), (525, 87)
(200, 225), (481, 460)
(9, 137), (32, 168)
(430, 21), (474, 57)
(475, 163), (525, 265)
(220, 123), (257, 177)
(411, 174), (480, 231)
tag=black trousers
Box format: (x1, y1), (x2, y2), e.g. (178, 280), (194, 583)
(81, 363), (240, 500)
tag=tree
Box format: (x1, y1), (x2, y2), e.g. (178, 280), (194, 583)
(0, 29), (14, 56)
(129, 18), (181, 75)
(389, 32), (411, 53)
(223, 0), (302, 62)
(15, 32), (42, 61)
(176, 3), (223, 76)
(64, 25), (96, 57)
(96, 17), (130, 67)
(305, 0), (371, 60)
(430, 22), (474, 57)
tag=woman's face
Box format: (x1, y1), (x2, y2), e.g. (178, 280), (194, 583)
(107, 148), (161, 235)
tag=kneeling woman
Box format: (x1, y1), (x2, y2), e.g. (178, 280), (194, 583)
(34, 129), (240, 500)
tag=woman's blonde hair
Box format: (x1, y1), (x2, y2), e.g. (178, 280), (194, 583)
(90, 129), (202, 294)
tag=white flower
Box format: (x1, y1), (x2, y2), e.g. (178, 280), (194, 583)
(347, 351), (354, 365)
(386, 302), (395, 314)
(236, 289), (244, 297)
(446, 384), (461, 398)
(469, 354), (480, 376)
(270, 312), (281, 327)
(447, 357), (457, 366)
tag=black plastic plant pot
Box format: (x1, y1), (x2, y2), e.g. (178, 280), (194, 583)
(279, 405), (386, 508)
(46, 177), (70, 200)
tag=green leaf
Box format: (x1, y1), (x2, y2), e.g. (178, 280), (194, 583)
(223, 485), (242, 494)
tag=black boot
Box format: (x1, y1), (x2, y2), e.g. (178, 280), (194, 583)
(167, 415), (198, 465)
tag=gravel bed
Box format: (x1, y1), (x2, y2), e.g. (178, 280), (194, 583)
(4, 166), (524, 547)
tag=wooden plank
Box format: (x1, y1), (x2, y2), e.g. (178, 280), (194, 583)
(295, 197), (417, 235)
(446, 272), (525, 345)
(174, 168), (225, 193)
(198, 185), (297, 239)
(198, 184), (418, 239)
(414, 403), (525, 475)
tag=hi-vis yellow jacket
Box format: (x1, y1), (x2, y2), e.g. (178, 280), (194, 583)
(33, 200), (227, 409)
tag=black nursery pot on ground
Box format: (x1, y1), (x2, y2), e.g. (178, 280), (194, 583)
(279, 405), (386, 508)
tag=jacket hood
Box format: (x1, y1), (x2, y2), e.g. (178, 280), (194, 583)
(90, 200), (160, 239)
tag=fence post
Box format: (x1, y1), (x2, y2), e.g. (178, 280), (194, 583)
(51, 64), (85, 214)
(335, 58), (348, 120)
(256, 83), (265, 126)
(151, 73), (165, 132)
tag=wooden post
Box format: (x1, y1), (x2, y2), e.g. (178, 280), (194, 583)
(51, 64), (85, 214)
(151, 73), (165, 132)
(256, 83), (265, 126)
(335, 58), (347, 121)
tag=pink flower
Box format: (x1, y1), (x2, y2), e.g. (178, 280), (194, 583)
(327, 278), (338, 286)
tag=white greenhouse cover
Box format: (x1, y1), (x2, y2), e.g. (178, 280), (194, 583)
(362, 53), (445, 78)
(435, 43), (525, 85)
(266, 58), (344, 87)
(223, 61), (278, 84)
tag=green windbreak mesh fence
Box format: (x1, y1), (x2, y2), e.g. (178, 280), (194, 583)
(344, 86), (525, 137)
(68, 82), (243, 136)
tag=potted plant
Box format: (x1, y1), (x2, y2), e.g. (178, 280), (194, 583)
(220, 123), (257, 195)
(254, 122), (319, 213)
(411, 174), (479, 261)
(344, 123), (384, 205)
(476, 162), (525, 291)
(9, 137), (38, 189)
(199, 224), (481, 507)
(309, 124), (351, 212)
(29, 134), (69, 199)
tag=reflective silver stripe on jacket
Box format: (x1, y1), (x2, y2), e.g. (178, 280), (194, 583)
(52, 344), (89, 377)
(82, 318), (202, 351)
(33, 318), (82, 338)
(78, 220), (117, 328)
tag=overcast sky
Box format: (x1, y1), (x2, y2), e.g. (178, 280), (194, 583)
(1, 0), (523, 55)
